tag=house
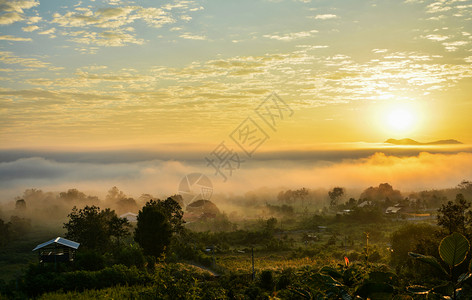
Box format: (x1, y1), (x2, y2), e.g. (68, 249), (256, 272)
(357, 201), (373, 208)
(32, 237), (80, 264)
(120, 212), (138, 223)
(385, 206), (403, 214)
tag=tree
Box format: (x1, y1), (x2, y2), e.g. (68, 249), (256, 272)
(328, 187), (344, 207)
(360, 183), (402, 204)
(437, 194), (472, 235)
(134, 201), (172, 257)
(64, 205), (130, 251)
(158, 197), (185, 233)
(0, 218), (11, 246)
(105, 186), (126, 204)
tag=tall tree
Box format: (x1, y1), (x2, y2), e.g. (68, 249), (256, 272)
(64, 206), (130, 251)
(328, 187), (345, 207)
(134, 201), (172, 257)
(437, 194), (472, 235)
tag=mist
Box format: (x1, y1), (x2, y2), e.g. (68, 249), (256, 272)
(0, 145), (471, 204)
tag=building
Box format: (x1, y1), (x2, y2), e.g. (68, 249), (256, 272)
(385, 206), (403, 214)
(32, 237), (80, 265)
(120, 212), (138, 223)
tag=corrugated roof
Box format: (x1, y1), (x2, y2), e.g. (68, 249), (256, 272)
(32, 237), (80, 251)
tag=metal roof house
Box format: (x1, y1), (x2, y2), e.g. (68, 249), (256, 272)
(32, 237), (80, 264)
(119, 212), (138, 223)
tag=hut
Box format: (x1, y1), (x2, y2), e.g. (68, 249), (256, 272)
(32, 237), (80, 265)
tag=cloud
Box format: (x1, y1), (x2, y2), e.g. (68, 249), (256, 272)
(263, 30), (318, 41)
(442, 40), (469, 51)
(313, 14), (337, 20)
(179, 33), (206, 40)
(50, 3), (198, 47)
(65, 30), (144, 47)
(0, 0), (39, 13)
(423, 34), (450, 41)
(0, 0), (39, 25)
(0, 51), (50, 68)
(0, 12), (22, 24)
(0, 35), (32, 41)
(38, 27), (56, 38)
(22, 25), (38, 32)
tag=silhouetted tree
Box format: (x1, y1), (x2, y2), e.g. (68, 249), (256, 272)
(134, 200), (172, 258)
(15, 199), (26, 211)
(105, 186), (126, 203)
(115, 197), (139, 215)
(360, 183), (402, 204)
(328, 187), (344, 207)
(0, 218), (11, 246)
(64, 205), (130, 251)
(437, 194), (472, 235)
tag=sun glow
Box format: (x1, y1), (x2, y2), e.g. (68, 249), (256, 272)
(388, 107), (414, 132)
(378, 102), (422, 136)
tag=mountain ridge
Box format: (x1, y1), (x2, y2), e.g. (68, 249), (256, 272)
(385, 138), (463, 145)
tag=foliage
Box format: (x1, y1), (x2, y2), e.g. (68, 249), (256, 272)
(22, 263), (152, 297)
(437, 193), (472, 235)
(329, 187), (345, 207)
(0, 219), (11, 247)
(63, 205), (131, 252)
(360, 183), (402, 204)
(390, 223), (441, 266)
(74, 250), (105, 271)
(409, 232), (472, 299)
(134, 200), (172, 257)
(277, 188), (309, 205)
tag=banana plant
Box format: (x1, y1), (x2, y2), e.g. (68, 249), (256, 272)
(408, 232), (472, 299)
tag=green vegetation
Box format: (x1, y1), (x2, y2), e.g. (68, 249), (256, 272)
(1, 182), (472, 299)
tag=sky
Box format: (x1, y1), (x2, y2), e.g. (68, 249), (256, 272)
(0, 0), (471, 200)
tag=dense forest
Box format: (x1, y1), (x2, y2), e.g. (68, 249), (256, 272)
(1, 181), (472, 299)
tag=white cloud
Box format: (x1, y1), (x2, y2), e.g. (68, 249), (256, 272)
(0, 35), (32, 41)
(0, 12), (22, 25)
(179, 33), (206, 40)
(0, 0), (39, 25)
(0, 0), (39, 13)
(22, 25), (38, 32)
(313, 14), (337, 20)
(27, 16), (41, 23)
(38, 27), (56, 38)
(423, 34), (450, 41)
(442, 40), (469, 51)
(263, 30), (318, 41)
(0, 51), (50, 68)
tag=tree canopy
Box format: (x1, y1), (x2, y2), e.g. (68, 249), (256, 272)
(437, 193), (472, 235)
(63, 205), (130, 252)
(134, 200), (173, 258)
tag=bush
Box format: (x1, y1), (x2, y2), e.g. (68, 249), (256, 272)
(259, 270), (274, 291)
(22, 263), (152, 297)
(112, 244), (145, 269)
(74, 250), (105, 271)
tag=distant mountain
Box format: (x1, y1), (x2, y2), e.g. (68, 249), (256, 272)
(385, 138), (463, 145)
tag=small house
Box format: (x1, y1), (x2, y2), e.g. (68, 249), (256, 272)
(385, 206), (403, 214)
(120, 212), (138, 223)
(32, 237), (80, 264)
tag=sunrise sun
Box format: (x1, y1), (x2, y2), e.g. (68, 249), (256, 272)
(381, 102), (420, 135)
(388, 107), (414, 132)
